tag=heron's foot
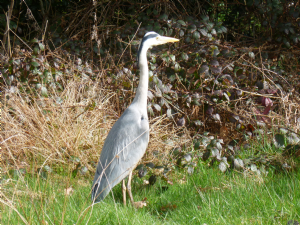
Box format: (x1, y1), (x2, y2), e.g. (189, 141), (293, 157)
(133, 201), (147, 209)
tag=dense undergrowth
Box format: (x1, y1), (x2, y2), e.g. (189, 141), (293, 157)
(1, 0), (300, 224)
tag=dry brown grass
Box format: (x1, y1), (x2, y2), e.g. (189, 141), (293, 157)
(1, 77), (188, 182)
(2, 80), (108, 171)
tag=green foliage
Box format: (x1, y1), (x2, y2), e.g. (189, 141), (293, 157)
(1, 0), (299, 47)
(217, 0), (300, 46)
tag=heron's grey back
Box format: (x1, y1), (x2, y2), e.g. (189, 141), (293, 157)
(91, 105), (149, 202)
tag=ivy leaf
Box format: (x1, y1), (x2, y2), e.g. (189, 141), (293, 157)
(148, 105), (154, 116)
(194, 120), (204, 126)
(211, 66), (222, 74)
(170, 54), (176, 62)
(33, 47), (40, 55)
(223, 93), (230, 102)
(284, 28), (289, 35)
(39, 43), (45, 51)
(263, 105), (271, 115)
(213, 48), (220, 57)
(275, 134), (285, 147)
(199, 29), (207, 36)
(193, 31), (200, 40)
(219, 162), (227, 173)
(249, 52), (255, 59)
(206, 22), (214, 30)
(159, 14), (168, 21)
(153, 104), (161, 112)
(220, 26), (227, 33)
(184, 37), (191, 43)
(167, 109), (172, 118)
(187, 66), (197, 74)
(194, 141), (200, 150)
(31, 61), (40, 67)
(212, 114), (221, 122)
(31, 38), (38, 43)
(199, 65), (209, 74)
(174, 63), (181, 72)
(41, 87), (48, 97)
(13, 59), (21, 66)
(181, 53), (189, 61)
(210, 60), (219, 66)
(284, 40), (291, 48)
(179, 30), (185, 37)
(292, 36), (298, 44)
(188, 24), (197, 33)
(201, 15), (209, 22)
(261, 97), (273, 107)
(211, 29), (217, 36)
(177, 20), (186, 26)
(147, 91), (154, 100)
(236, 69), (243, 77)
(203, 150), (210, 161)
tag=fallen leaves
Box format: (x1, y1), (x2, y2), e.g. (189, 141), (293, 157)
(64, 186), (74, 196)
(160, 203), (177, 212)
(133, 201), (147, 209)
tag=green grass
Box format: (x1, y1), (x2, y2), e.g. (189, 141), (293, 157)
(2, 162), (300, 225)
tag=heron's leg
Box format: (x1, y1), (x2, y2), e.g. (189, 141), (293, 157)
(122, 179), (126, 206)
(126, 171), (134, 205)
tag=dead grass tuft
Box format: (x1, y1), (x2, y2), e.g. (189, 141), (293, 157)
(1, 78), (185, 179)
(2, 79), (114, 172)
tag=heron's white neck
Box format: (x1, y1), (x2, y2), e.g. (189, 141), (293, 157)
(132, 45), (149, 112)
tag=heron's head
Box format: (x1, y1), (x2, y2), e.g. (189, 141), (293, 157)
(137, 31), (179, 63)
(141, 31), (179, 47)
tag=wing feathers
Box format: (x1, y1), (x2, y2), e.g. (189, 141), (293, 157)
(91, 107), (149, 202)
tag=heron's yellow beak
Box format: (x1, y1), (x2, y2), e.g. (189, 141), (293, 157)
(157, 36), (180, 44)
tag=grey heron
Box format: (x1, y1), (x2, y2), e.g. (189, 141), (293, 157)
(91, 31), (179, 207)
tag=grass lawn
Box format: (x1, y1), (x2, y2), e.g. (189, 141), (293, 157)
(2, 162), (300, 225)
